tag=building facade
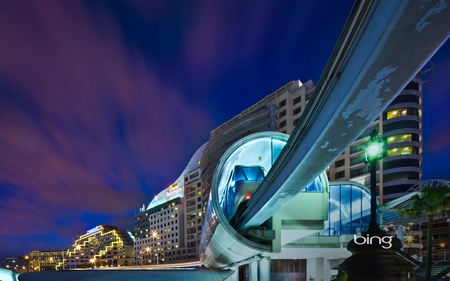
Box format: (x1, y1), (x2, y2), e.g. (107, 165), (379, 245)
(1, 256), (29, 273)
(137, 77), (423, 264)
(28, 250), (65, 271)
(133, 143), (206, 264)
(200, 80), (315, 211)
(202, 77), (422, 206)
(65, 225), (134, 269)
(328, 76), (423, 202)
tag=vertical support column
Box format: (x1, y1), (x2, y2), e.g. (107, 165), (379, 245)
(226, 266), (239, 281)
(307, 257), (324, 281)
(249, 261), (258, 281)
(258, 256), (271, 281)
(323, 259), (330, 281)
(270, 213), (282, 254)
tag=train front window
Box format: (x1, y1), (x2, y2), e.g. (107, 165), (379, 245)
(242, 167), (265, 181)
(213, 133), (290, 222)
(233, 167), (246, 181)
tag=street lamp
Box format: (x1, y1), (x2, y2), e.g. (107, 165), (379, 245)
(25, 255), (29, 272)
(364, 129), (384, 230)
(335, 129), (415, 280)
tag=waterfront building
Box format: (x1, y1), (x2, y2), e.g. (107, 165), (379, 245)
(136, 77), (423, 264)
(0, 257), (29, 273)
(28, 250), (65, 271)
(65, 225), (134, 269)
(133, 144), (206, 264)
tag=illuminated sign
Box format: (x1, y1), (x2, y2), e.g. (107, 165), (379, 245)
(166, 183), (182, 196)
(147, 182), (184, 209)
(151, 196), (162, 206)
(87, 226), (101, 235)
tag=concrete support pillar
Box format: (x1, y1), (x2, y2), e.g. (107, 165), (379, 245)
(258, 257), (271, 281)
(249, 261), (258, 281)
(270, 214), (282, 253)
(225, 266), (239, 281)
(323, 259), (331, 281)
(307, 257), (324, 281)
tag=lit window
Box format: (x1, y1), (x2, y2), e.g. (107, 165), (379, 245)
(386, 108), (408, 119)
(386, 134), (412, 144)
(386, 146), (413, 157)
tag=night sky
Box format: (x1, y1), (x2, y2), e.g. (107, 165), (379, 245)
(1, 1), (449, 258)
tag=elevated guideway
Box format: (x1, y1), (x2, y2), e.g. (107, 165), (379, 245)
(200, 0), (450, 270)
(236, 0), (450, 232)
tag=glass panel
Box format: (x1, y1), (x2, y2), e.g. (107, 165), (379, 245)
(242, 166), (265, 181)
(272, 139), (286, 165)
(233, 167), (246, 181)
(320, 183), (374, 236)
(301, 176), (324, 192)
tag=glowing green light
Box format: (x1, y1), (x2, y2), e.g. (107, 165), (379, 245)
(367, 142), (383, 158)
(365, 132), (384, 162)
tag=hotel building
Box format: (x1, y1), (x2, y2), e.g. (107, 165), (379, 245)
(65, 225), (134, 268)
(135, 77), (423, 263)
(28, 250), (66, 271)
(133, 144), (206, 265)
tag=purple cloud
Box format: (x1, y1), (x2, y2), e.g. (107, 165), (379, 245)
(0, 0), (215, 255)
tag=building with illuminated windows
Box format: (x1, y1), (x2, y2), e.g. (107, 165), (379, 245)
(1, 256), (30, 273)
(201, 77), (423, 207)
(136, 76), (423, 265)
(133, 143), (206, 265)
(328, 75), (423, 202)
(28, 250), (66, 271)
(65, 225), (134, 269)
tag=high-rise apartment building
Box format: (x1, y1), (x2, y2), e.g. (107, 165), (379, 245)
(201, 77), (422, 207)
(133, 143), (206, 264)
(200, 80), (314, 208)
(137, 77), (422, 264)
(327, 76), (423, 202)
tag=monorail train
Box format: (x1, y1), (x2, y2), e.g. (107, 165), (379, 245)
(222, 165), (266, 223)
(200, 132), (329, 269)
(222, 164), (325, 224)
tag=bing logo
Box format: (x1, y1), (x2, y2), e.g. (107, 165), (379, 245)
(353, 234), (393, 249)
